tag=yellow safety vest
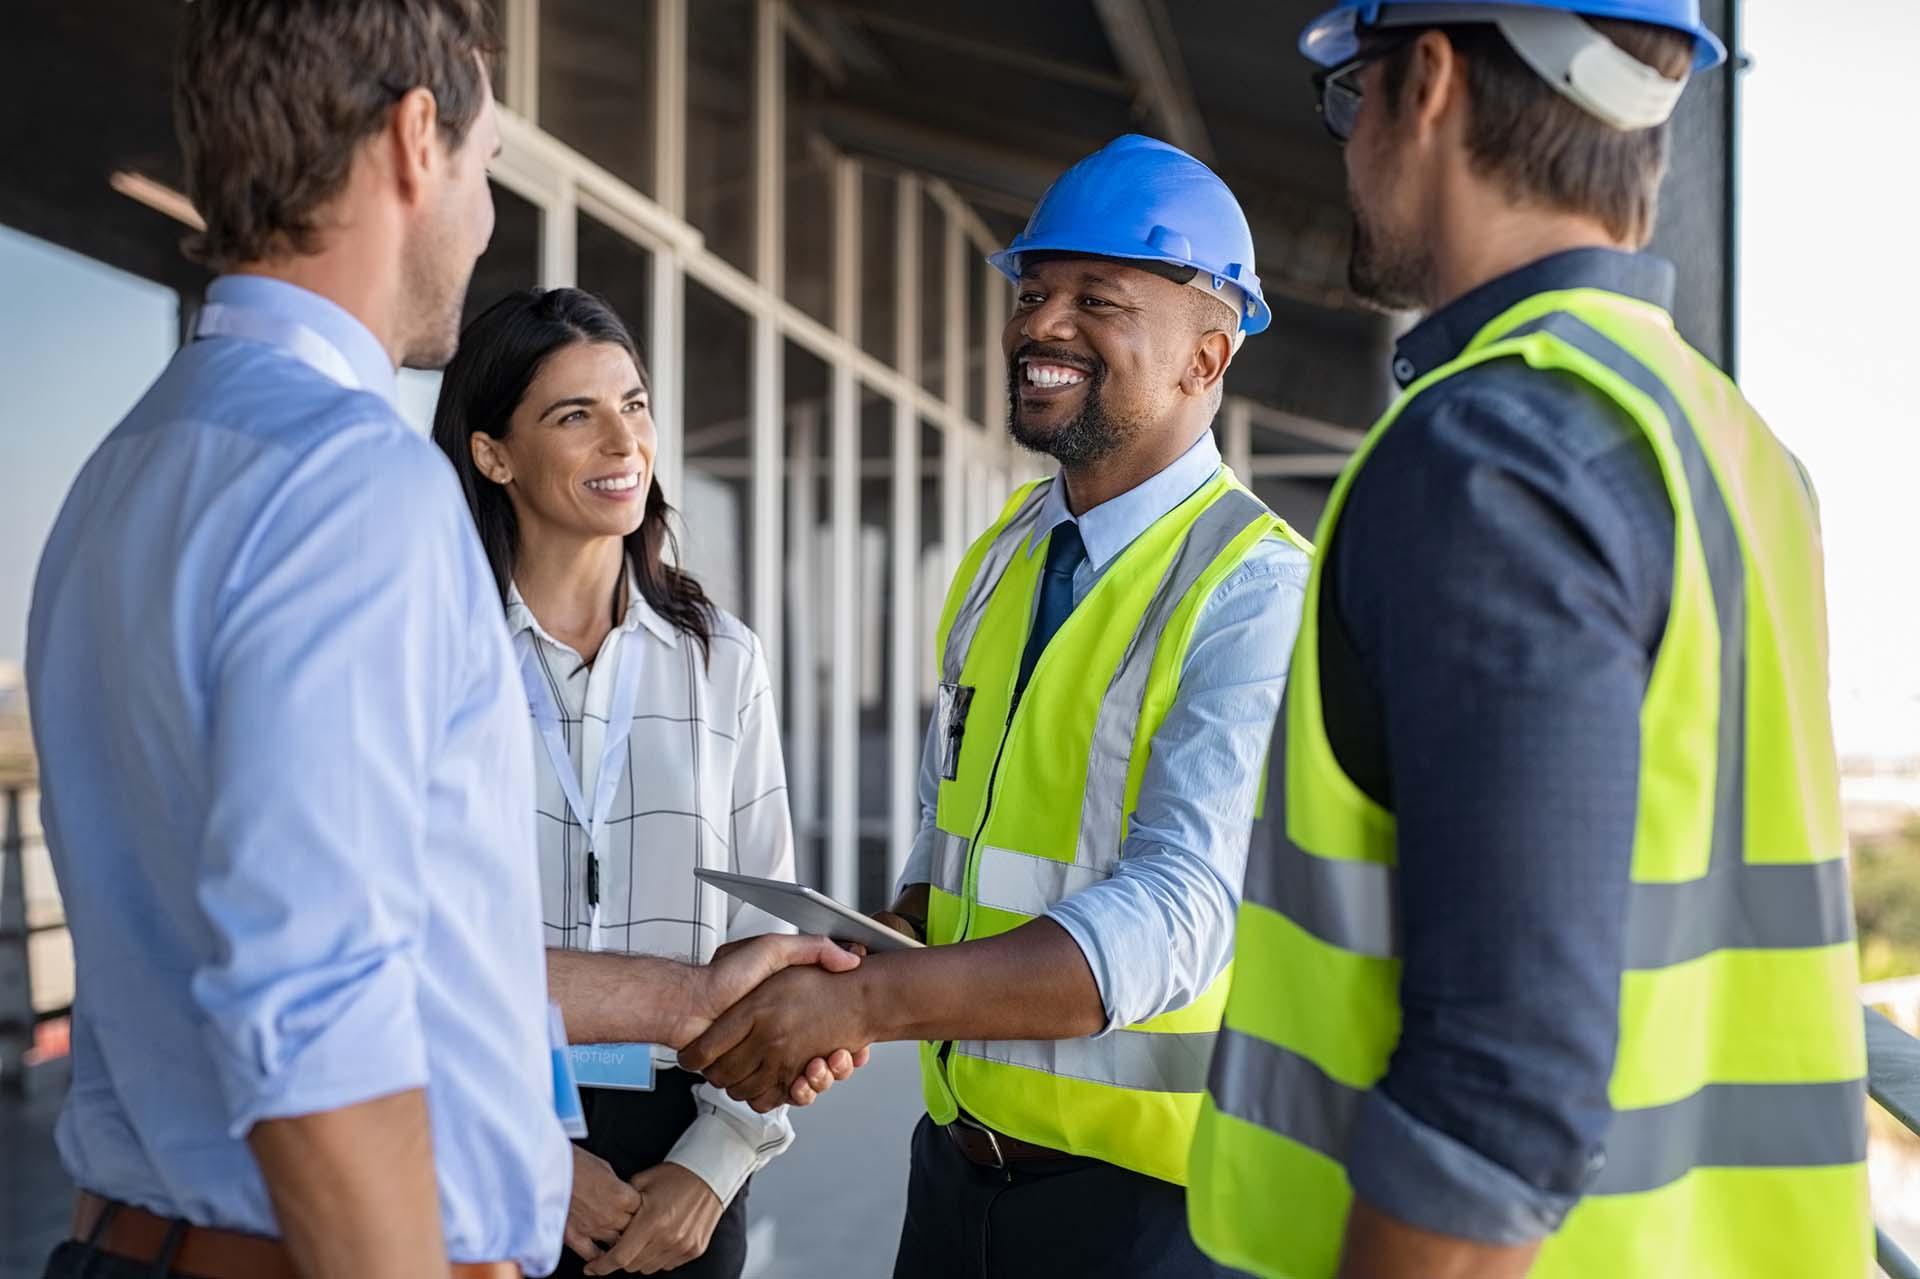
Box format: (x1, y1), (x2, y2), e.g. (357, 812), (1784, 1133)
(922, 464), (1311, 1185)
(1189, 287), (1870, 1276)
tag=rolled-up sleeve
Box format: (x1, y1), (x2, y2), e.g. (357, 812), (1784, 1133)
(1330, 369), (1671, 1242)
(1046, 539), (1309, 1032)
(895, 712), (945, 895)
(192, 428), (461, 1137)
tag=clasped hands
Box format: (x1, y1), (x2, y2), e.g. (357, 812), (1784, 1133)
(682, 927), (895, 1113)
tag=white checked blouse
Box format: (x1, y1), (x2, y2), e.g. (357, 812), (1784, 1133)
(507, 570), (797, 1204)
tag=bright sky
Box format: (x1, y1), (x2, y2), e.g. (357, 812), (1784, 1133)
(1739, 0), (1920, 762)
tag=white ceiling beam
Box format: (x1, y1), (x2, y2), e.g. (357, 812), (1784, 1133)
(1093, 0), (1213, 163)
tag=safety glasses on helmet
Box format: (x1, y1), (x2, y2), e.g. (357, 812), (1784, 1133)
(1313, 31), (1416, 143)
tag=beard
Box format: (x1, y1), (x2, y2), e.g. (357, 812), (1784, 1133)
(399, 210), (475, 371)
(1347, 202), (1430, 315)
(1005, 351), (1145, 468)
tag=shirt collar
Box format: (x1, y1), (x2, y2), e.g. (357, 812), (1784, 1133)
(1028, 431), (1224, 573)
(204, 274), (400, 407)
(1391, 249), (1678, 388)
(506, 561), (677, 652)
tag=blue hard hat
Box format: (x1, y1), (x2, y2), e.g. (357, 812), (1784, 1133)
(988, 134), (1272, 338)
(1300, 1), (1727, 73)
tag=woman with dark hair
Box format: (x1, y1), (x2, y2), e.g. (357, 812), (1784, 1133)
(432, 288), (798, 1278)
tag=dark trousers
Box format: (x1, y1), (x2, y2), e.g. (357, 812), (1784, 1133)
(548, 1070), (749, 1279)
(892, 1114), (1243, 1279)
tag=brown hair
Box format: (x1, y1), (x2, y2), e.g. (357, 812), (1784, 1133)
(1381, 19), (1694, 245)
(174, 0), (498, 271)
(430, 289), (719, 666)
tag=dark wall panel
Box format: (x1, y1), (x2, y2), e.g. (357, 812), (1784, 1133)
(1650, 0), (1739, 373)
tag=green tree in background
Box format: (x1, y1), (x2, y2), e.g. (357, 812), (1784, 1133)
(1855, 818), (1920, 983)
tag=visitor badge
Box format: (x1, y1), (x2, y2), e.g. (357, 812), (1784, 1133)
(937, 682), (974, 781)
(547, 1003), (588, 1139)
(568, 1042), (659, 1092)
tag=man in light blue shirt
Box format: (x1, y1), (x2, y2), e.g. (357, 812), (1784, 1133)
(677, 136), (1310, 1278)
(27, 6), (854, 1278)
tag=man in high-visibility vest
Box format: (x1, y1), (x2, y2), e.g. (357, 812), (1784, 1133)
(1188, 3), (1869, 1278)
(679, 135), (1312, 1276)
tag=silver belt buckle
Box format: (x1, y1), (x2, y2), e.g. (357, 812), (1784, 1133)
(956, 1113), (1007, 1170)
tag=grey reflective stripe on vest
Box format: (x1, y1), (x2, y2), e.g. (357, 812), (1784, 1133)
(941, 482), (1053, 685)
(1207, 1027), (1361, 1163)
(973, 843), (1111, 915)
(930, 828), (970, 896)
(1240, 314), (1851, 966)
(1208, 1027), (1868, 1195)
(1588, 1075), (1868, 1194)
(1239, 803), (1397, 958)
(1505, 312), (1853, 966)
(958, 1027), (1218, 1094)
(1077, 484), (1269, 869)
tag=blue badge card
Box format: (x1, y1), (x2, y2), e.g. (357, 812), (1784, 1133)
(569, 1042), (658, 1092)
(547, 1003), (589, 1138)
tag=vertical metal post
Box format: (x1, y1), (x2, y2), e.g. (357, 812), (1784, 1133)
(828, 155), (862, 904)
(978, 262), (1003, 452)
(650, 260), (686, 508)
(889, 176), (922, 890)
(648, 0), (687, 507)
(0, 788), (29, 1093)
(941, 206), (968, 583)
(750, 0), (785, 699)
(653, 0), (688, 221)
(500, 0), (540, 122)
(1721, 0), (1742, 381)
(786, 407), (820, 867)
(1222, 396), (1254, 486)
(541, 183), (577, 289)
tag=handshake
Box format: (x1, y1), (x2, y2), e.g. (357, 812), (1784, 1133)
(674, 929), (894, 1113)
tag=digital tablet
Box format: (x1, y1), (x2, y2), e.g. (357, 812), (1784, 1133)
(693, 868), (925, 952)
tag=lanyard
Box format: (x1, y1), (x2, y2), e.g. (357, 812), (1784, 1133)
(516, 628), (643, 952)
(193, 302), (364, 391)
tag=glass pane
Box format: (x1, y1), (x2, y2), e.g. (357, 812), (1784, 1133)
(466, 179), (542, 323)
(920, 195), (946, 397)
(576, 212), (656, 366)
(478, 0), (506, 100)
(968, 260), (992, 424)
(539, 0), (655, 197)
(0, 225), (178, 670)
(782, 342), (832, 889)
(918, 418), (945, 723)
(857, 385), (894, 909)
(0, 225), (180, 1018)
(680, 280), (753, 622)
(687, 0), (754, 275)
(861, 171), (897, 366)
(784, 40), (833, 327)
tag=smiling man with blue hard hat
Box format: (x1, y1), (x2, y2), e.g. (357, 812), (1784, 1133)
(675, 134), (1311, 1277)
(1189, 3), (1869, 1278)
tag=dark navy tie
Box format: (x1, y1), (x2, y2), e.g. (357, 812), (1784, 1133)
(1013, 521), (1087, 708)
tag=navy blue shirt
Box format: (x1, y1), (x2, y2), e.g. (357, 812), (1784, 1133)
(1322, 250), (1679, 1242)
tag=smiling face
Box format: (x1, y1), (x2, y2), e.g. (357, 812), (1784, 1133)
(469, 340), (656, 546)
(1004, 256), (1233, 468)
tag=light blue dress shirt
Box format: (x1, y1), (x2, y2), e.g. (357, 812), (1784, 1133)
(898, 432), (1310, 1031)
(26, 275), (571, 1273)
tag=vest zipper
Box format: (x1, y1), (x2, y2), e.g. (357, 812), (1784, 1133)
(940, 563), (1052, 1070)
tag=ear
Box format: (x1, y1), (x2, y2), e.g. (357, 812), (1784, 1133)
(388, 86), (444, 207)
(470, 432), (513, 486)
(1182, 329), (1235, 399)
(1406, 28), (1464, 139)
